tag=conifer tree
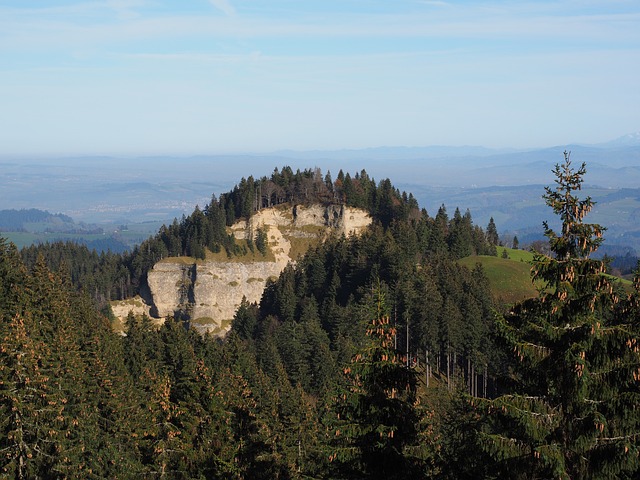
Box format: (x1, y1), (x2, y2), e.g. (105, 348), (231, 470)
(0, 312), (61, 479)
(231, 297), (259, 340)
(473, 152), (640, 479)
(486, 217), (499, 247)
(429, 205), (449, 255)
(0, 238), (26, 316)
(331, 285), (428, 479)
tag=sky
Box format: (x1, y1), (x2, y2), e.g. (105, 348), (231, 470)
(1, 0), (639, 155)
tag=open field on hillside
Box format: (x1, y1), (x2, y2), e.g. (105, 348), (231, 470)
(2, 221), (164, 251)
(459, 248), (538, 306)
(460, 247), (634, 306)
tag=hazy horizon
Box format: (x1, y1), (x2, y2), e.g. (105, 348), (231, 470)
(1, 131), (639, 160)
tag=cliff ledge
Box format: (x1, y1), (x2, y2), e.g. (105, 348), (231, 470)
(113, 204), (371, 335)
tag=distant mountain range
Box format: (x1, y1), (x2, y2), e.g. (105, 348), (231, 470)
(2, 133), (640, 253)
(596, 132), (640, 148)
(274, 132), (640, 160)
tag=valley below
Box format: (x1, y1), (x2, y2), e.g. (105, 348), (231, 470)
(3, 142), (640, 255)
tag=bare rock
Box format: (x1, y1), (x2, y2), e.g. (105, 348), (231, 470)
(117, 204), (371, 335)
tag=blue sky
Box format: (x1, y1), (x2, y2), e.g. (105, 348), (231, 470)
(1, 0), (639, 155)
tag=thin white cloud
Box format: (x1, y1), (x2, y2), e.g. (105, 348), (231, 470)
(1, 2), (638, 46)
(208, 0), (235, 16)
(2, 10), (639, 54)
(119, 51), (254, 64)
(0, 0), (636, 154)
(416, 1), (450, 6)
(106, 0), (146, 20)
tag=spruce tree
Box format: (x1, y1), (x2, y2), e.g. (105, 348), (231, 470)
(331, 285), (428, 479)
(473, 152), (640, 478)
(486, 217), (499, 247)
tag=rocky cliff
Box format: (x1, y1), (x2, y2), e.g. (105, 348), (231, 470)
(113, 204), (371, 335)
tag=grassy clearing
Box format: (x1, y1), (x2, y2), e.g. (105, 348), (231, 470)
(498, 247), (535, 263)
(194, 316), (216, 325)
(159, 256), (198, 265)
(2, 231), (109, 249)
(459, 253), (538, 306)
(205, 238), (276, 263)
(295, 224), (326, 235)
(288, 236), (319, 261)
(2, 232), (42, 248)
(460, 247), (633, 305)
(608, 274), (633, 293)
(1, 220), (162, 251)
(196, 318), (233, 336)
(116, 297), (145, 308)
(159, 240), (277, 265)
(111, 316), (126, 333)
(286, 225), (326, 260)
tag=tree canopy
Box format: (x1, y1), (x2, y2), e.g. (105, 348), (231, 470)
(465, 152), (640, 479)
(3, 158), (639, 478)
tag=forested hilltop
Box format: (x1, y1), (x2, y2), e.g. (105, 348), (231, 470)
(2, 158), (640, 478)
(19, 166), (490, 306)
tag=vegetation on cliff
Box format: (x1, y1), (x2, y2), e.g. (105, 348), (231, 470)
(2, 158), (638, 478)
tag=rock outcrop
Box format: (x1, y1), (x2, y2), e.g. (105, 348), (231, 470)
(114, 204), (371, 335)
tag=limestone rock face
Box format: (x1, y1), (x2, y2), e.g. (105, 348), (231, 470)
(293, 204), (370, 236)
(120, 204), (371, 335)
(147, 262), (195, 319)
(190, 261), (284, 332)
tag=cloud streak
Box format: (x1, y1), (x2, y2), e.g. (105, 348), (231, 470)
(0, 0), (638, 154)
(1, 1), (638, 49)
(209, 0), (235, 16)
(2, 10), (638, 57)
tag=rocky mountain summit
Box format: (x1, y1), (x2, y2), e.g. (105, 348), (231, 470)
(111, 203), (371, 334)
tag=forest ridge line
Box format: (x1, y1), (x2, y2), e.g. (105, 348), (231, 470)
(3, 155), (640, 477)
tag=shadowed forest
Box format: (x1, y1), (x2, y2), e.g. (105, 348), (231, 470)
(2, 155), (640, 479)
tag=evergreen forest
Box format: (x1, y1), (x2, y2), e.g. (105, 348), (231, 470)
(2, 155), (640, 479)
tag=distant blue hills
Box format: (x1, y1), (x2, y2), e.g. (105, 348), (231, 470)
(0, 208), (74, 231)
(2, 132), (640, 253)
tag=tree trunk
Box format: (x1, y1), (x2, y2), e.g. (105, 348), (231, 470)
(453, 350), (457, 381)
(446, 347), (451, 390)
(425, 349), (430, 388)
(484, 364), (488, 398)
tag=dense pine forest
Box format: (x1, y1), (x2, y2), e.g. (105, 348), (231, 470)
(2, 156), (640, 479)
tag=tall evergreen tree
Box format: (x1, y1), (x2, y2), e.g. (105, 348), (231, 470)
(486, 217), (499, 247)
(331, 285), (428, 479)
(472, 152), (640, 479)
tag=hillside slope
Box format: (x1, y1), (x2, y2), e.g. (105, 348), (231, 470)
(111, 203), (371, 334)
(458, 248), (539, 305)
